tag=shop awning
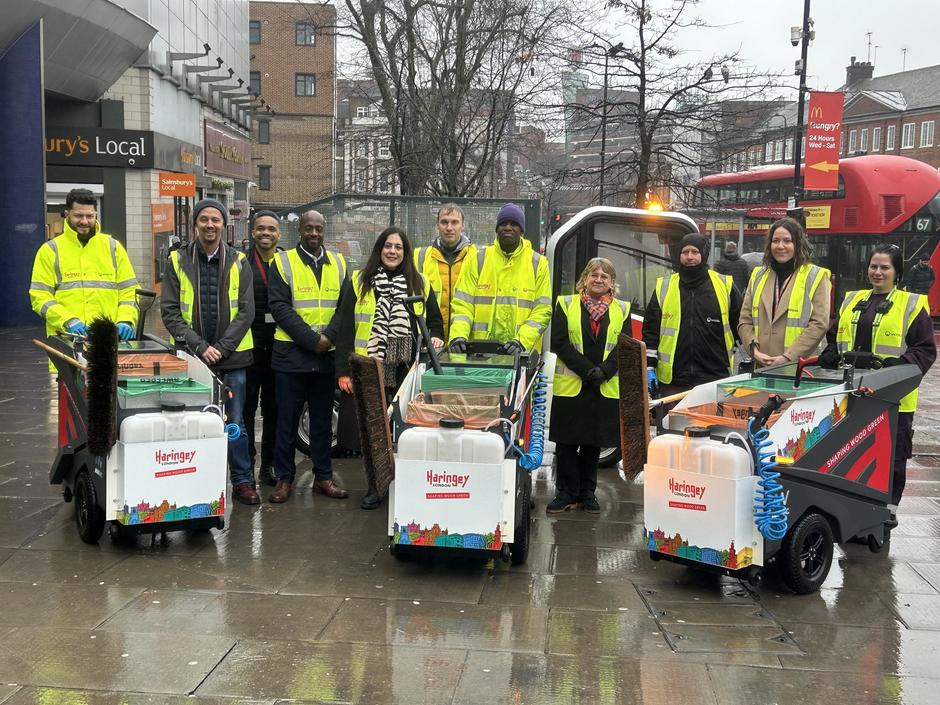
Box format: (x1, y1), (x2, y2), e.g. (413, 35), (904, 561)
(1, 0), (157, 102)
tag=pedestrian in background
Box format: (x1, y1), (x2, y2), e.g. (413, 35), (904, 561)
(738, 217), (830, 367)
(906, 252), (935, 295)
(548, 258), (631, 515)
(715, 241), (750, 295)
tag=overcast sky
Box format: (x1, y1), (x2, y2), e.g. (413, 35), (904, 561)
(674, 0), (938, 92)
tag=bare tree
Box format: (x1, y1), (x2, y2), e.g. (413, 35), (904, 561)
(342, 0), (583, 197)
(566, 0), (782, 208)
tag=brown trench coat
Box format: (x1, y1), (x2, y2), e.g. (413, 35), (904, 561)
(738, 265), (831, 364)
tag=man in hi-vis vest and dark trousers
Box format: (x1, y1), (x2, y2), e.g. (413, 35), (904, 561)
(643, 233), (742, 400)
(161, 199), (257, 505)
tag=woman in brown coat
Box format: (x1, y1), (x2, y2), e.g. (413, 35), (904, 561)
(738, 217), (831, 367)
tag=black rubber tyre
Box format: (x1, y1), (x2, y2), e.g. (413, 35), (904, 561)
(74, 469), (106, 544)
(779, 512), (834, 594)
(296, 399), (340, 456)
(598, 447), (621, 468)
(868, 531), (890, 553)
(510, 467), (531, 565)
(649, 550), (662, 562)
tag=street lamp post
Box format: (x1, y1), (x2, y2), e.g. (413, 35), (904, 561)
(791, 0), (812, 212)
(590, 42), (625, 206)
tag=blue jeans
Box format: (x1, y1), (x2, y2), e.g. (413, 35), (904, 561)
(222, 368), (254, 486)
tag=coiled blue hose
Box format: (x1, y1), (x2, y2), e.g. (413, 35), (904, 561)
(225, 423), (241, 441)
(748, 418), (789, 540)
(510, 372), (547, 471)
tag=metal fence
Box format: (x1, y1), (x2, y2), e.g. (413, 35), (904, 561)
(268, 194), (541, 271)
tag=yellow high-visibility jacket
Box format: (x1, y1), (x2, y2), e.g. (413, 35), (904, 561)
(414, 240), (476, 340)
(29, 221), (139, 337)
(448, 239), (551, 351)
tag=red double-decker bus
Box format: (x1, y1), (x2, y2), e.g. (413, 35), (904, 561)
(693, 155), (940, 314)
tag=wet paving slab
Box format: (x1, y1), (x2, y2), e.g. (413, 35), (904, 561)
(4, 326), (940, 703)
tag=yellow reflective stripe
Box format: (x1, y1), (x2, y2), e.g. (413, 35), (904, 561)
(40, 300), (59, 316)
(58, 280), (120, 290)
(353, 313), (371, 322)
(109, 237), (118, 270)
(295, 299), (338, 308)
(454, 289), (476, 303)
(472, 322), (488, 332)
(30, 281), (54, 292)
(531, 251), (541, 278)
(278, 251), (293, 289)
(477, 249), (486, 271)
(116, 278), (137, 289)
(417, 247), (429, 271)
(451, 315), (471, 325)
(354, 337), (369, 349)
(48, 239), (63, 286)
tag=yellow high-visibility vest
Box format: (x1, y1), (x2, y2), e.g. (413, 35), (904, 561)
(653, 271), (733, 384)
(836, 287), (928, 412)
(272, 248), (346, 348)
(169, 250), (253, 352)
(749, 263), (830, 349)
(351, 270), (427, 355)
(553, 294), (631, 399)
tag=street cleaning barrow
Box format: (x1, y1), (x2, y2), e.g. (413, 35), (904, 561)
(642, 356), (922, 593)
(351, 335), (545, 565)
(37, 291), (231, 544)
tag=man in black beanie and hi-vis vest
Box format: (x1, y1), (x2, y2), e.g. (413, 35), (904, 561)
(161, 198), (259, 505)
(642, 233), (742, 398)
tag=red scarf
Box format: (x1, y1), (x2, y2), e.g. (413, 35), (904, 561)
(581, 291), (612, 337)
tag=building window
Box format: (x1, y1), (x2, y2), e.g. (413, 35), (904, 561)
(356, 106), (368, 118)
(295, 22), (317, 45)
(249, 20), (261, 45)
(378, 142), (390, 159)
(886, 124), (896, 150)
(800, 136), (805, 157)
(921, 120), (935, 147)
(860, 128), (868, 152)
(249, 71), (261, 96)
(258, 120), (270, 144)
(295, 73), (316, 96)
(901, 123), (915, 149)
(774, 139), (783, 162)
(259, 166), (271, 190)
(872, 126), (881, 152)
(355, 141), (368, 159)
(369, 104), (380, 117)
(784, 138), (793, 161)
(848, 129), (857, 153)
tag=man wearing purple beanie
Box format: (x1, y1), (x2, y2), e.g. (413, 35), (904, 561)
(448, 202), (551, 354)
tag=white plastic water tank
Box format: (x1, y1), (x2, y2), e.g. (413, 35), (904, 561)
(397, 418), (504, 465)
(120, 404), (224, 443)
(646, 426), (753, 478)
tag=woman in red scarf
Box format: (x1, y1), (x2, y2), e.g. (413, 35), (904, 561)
(548, 258), (632, 514)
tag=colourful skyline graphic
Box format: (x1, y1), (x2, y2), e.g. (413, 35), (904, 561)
(392, 520), (502, 550)
(779, 397), (848, 460)
(645, 526), (754, 569)
(116, 491), (225, 525)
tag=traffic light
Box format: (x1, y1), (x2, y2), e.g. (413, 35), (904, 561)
(553, 212), (561, 223)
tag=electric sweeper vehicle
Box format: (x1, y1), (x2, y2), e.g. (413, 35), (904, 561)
(643, 355), (923, 593)
(40, 290), (230, 544)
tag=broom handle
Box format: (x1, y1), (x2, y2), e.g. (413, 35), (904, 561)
(32, 339), (88, 372)
(649, 389), (689, 409)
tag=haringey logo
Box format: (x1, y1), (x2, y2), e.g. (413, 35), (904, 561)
(790, 409), (816, 425)
(426, 470), (469, 488)
(668, 478), (706, 500)
(155, 449), (196, 466)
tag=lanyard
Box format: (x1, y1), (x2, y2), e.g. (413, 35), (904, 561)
(253, 248), (268, 288)
(771, 272), (793, 318)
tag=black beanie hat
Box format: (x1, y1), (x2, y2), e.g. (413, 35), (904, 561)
(192, 198), (229, 227)
(679, 233), (710, 264)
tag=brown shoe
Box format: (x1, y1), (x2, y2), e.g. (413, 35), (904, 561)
(233, 483), (260, 506)
(313, 479), (348, 499)
(269, 480), (292, 504)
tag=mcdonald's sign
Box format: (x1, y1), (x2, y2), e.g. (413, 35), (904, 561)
(804, 91), (845, 191)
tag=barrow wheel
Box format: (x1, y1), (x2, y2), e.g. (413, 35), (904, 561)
(779, 512), (834, 594)
(598, 447), (621, 468)
(74, 469), (105, 544)
(296, 399), (340, 456)
(510, 467), (531, 565)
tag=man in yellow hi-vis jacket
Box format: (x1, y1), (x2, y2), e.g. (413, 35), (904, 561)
(448, 203), (551, 354)
(29, 188), (138, 343)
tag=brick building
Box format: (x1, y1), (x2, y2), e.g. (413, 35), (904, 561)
(249, 1), (335, 209)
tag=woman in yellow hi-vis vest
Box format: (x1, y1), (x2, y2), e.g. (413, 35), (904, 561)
(819, 244), (936, 515)
(739, 217), (831, 367)
(548, 258), (632, 515)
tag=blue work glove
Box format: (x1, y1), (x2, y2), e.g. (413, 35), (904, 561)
(647, 367), (658, 397)
(449, 338), (467, 354)
(880, 356), (903, 367)
(117, 322), (135, 341)
(66, 320), (88, 337)
(499, 339), (524, 355)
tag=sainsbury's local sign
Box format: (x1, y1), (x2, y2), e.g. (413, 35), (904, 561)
(46, 128), (155, 168)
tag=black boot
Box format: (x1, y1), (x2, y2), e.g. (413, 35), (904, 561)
(361, 486), (382, 510)
(259, 464), (277, 487)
